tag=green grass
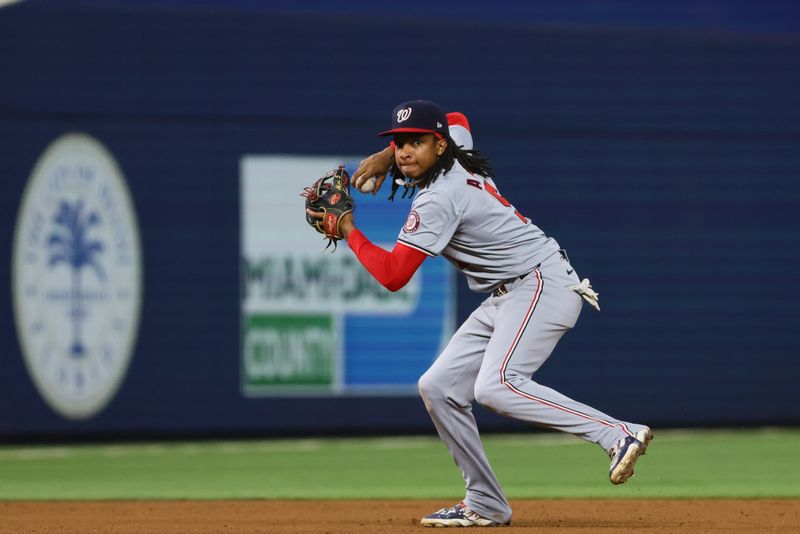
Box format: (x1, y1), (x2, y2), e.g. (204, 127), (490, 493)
(0, 428), (797, 500)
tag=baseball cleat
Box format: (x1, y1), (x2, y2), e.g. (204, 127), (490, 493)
(608, 427), (653, 485)
(421, 501), (509, 528)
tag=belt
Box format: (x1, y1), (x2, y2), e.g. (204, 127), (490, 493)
(492, 271), (531, 297)
(492, 249), (569, 298)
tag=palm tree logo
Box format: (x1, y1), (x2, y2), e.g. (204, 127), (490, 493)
(47, 199), (106, 357)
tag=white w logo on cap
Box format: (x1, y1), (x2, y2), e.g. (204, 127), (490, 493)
(397, 108), (412, 122)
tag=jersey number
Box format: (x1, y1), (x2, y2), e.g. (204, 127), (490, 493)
(467, 179), (527, 223)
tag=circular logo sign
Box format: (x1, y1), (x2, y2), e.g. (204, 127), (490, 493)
(12, 133), (143, 420)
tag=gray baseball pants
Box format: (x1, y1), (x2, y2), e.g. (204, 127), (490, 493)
(418, 251), (647, 524)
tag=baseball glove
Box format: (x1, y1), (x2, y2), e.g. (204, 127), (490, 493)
(301, 166), (354, 249)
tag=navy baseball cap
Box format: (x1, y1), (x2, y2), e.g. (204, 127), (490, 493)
(378, 100), (449, 137)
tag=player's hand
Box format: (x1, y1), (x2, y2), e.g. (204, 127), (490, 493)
(353, 145), (394, 196)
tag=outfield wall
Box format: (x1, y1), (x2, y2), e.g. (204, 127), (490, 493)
(1, 1), (799, 439)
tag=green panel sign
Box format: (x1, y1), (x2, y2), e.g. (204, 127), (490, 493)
(242, 314), (337, 392)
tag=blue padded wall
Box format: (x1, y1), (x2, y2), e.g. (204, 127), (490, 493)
(1, 0), (798, 438)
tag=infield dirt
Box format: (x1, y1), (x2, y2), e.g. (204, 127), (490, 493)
(1, 499), (798, 533)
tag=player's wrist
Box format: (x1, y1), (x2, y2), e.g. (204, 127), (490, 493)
(340, 213), (356, 238)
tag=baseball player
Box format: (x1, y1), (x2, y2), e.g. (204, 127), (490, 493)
(307, 100), (652, 527)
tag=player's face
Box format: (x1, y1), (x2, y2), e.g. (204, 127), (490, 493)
(393, 133), (447, 179)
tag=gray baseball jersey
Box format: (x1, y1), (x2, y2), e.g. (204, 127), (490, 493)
(404, 162), (649, 524)
(397, 162), (560, 293)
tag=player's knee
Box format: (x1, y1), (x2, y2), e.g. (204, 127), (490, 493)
(473, 379), (505, 413)
(418, 371), (445, 404)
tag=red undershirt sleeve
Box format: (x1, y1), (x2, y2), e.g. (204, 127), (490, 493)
(347, 229), (427, 292)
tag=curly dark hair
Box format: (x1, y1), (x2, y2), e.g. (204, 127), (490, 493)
(388, 136), (494, 200)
